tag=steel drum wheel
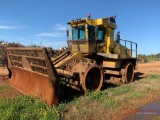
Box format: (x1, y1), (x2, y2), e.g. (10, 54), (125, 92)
(82, 65), (103, 91)
(124, 63), (134, 83)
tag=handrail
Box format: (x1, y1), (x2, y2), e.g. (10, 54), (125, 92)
(119, 39), (137, 58)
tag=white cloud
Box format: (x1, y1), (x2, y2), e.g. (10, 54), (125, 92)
(40, 40), (67, 48)
(35, 23), (67, 37)
(0, 34), (67, 49)
(0, 25), (17, 29)
(0, 25), (28, 29)
(0, 20), (18, 24)
(35, 23), (67, 38)
(53, 23), (67, 31)
(35, 32), (65, 37)
(0, 20), (28, 30)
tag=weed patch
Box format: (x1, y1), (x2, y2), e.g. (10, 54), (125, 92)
(146, 87), (152, 91)
(129, 91), (145, 99)
(149, 74), (160, 80)
(105, 97), (118, 108)
(0, 85), (12, 91)
(0, 95), (61, 120)
(87, 91), (103, 101)
(1, 73), (160, 120)
(109, 85), (134, 96)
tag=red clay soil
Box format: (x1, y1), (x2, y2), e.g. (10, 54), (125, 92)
(0, 67), (9, 87)
(119, 91), (160, 120)
(117, 61), (160, 120)
(0, 67), (22, 98)
(0, 61), (160, 119)
(137, 61), (160, 75)
(0, 85), (21, 99)
(0, 61), (160, 98)
(0, 67), (8, 75)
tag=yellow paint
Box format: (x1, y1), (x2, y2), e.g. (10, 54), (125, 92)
(105, 28), (114, 54)
(103, 61), (121, 68)
(68, 16), (132, 58)
(96, 18), (103, 25)
(72, 44), (89, 52)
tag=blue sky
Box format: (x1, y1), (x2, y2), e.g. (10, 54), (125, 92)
(0, 0), (160, 55)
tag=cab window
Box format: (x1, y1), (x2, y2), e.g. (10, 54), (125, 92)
(98, 28), (106, 41)
(72, 25), (86, 40)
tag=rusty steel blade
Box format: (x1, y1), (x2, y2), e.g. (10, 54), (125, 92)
(6, 47), (60, 105)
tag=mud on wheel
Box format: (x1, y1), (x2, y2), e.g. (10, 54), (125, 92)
(81, 65), (104, 91)
(121, 62), (134, 83)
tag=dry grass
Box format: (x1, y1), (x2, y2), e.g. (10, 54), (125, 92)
(60, 74), (160, 120)
(1, 74), (160, 120)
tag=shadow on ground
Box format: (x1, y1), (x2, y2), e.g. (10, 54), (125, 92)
(59, 71), (146, 104)
(59, 83), (84, 103)
(134, 71), (147, 81)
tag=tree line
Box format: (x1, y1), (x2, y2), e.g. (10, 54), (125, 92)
(138, 53), (160, 62)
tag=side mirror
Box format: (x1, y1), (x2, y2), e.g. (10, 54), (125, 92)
(66, 29), (69, 38)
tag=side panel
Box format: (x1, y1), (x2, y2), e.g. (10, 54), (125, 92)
(103, 60), (121, 68)
(68, 40), (89, 52)
(67, 40), (97, 53)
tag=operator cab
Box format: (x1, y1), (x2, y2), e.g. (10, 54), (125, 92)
(67, 14), (116, 54)
(71, 25), (105, 41)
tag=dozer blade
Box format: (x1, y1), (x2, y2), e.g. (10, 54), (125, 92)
(6, 47), (60, 105)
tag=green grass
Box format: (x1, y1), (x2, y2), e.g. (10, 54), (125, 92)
(87, 91), (103, 101)
(146, 87), (152, 91)
(87, 91), (118, 108)
(149, 74), (160, 80)
(0, 84), (142, 120)
(146, 57), (160, 62)
(129, 91), (145, 99)
(0, 95), (61, 120)
(0, 84), (12, 91)
(105, 98), (118, 108)
(1, 74), (160, 119)
(109, 84), (134, 96)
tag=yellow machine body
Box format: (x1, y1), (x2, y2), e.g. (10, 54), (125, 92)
(6, 15), (137, 105)
(67, 17), (134, 59)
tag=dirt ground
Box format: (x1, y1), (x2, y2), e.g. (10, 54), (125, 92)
(0, 61), (160, 119)
(0, 67), (9, 87)
(0, 67), (21, 98)
(121, 61), (160, 120)
(0, 61), (160, 98)
(137, 61), (160, 75)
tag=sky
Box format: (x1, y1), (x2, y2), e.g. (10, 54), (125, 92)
(0, 0), (160, 55)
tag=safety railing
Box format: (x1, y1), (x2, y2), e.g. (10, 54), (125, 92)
(119, 39), (137, 58)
